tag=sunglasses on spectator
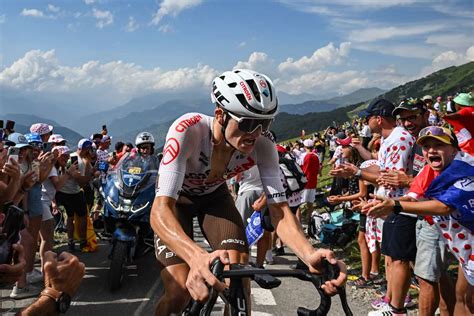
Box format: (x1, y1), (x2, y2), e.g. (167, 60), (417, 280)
(397, 113), (422, 123)
(418, 126), (454, 140)
(226, 111), (273, 134)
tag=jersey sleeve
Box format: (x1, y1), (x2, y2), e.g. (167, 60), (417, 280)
(386, 128), (416, 172)
(256, 135), (287, 204)
(156, 114), (200, 199)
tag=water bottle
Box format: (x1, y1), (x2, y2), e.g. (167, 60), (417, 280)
(246, 211), (264, 247)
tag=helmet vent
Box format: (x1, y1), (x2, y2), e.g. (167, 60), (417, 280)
(228, 82), (237, 88)
(265, 79), (273, 101)
(246, 80), (261, 102)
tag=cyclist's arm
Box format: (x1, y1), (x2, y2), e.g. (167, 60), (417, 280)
(150, 196), (206, 262)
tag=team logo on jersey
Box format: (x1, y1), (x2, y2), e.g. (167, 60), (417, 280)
(162, 138), (180, 165)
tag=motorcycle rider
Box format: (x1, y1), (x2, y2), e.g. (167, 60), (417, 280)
(134, 132), (159, 170)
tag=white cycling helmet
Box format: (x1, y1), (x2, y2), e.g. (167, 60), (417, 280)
(211, 69), (278, 119)
(135, 132), (155, 147)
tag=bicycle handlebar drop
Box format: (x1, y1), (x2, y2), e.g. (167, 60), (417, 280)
(185, 259), (353, 316)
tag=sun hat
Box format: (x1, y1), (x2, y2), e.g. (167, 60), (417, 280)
(49, 134), (67, 144)
(303, 139), (314, 147)
(422, 95), (433, 101)
(30, 123), (53, 135)
(416, 126), (456, 146)
(453, 92), (474, 107)
(53, 146), (71, 155)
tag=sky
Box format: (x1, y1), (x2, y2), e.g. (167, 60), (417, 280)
(0, 0), (473, 109)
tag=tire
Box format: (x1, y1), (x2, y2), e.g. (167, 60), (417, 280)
(108, 240), (128, 291)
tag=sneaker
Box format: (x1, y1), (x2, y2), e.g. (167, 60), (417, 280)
(10, 284), (43, 299)
(272, 246), (285, 256)
(404, 294), (416, 308)
(264, 250), (274, 265)
(368, 304), (407, 315)
(371, 296), (389, 310)
(370, 273), (385, 285)
(26, 268), (43, 284)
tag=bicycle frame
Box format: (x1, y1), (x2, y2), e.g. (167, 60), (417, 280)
(185, 260), (353, 316)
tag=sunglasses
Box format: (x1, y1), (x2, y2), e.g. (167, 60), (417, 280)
(226, 111), (273, 134)
(418, 126), (454, 140)
(398, 113), (421, 123)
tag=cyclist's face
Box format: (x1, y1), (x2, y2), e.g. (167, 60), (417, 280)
(226, 117), (261, 154)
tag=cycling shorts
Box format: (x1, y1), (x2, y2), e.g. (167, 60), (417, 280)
(154, 184), (249, 269)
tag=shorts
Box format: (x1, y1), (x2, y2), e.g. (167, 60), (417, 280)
(235, 190), (264, 227)
(154, 184), (249, 269)
(414, 219), (450, 282)
(41, 201), (53, 222)
(300, 189), (316, 204)
(359, 214), (367, 232)
(27, 183), (44, 218)
(381, 213), (417, 262)
(55, 191), (87, 217)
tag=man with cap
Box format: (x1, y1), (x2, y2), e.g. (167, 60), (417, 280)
(55, 139), (93, 252)
(385, 98), (455, 316)
(30, 123), (53, 143)
(443, 92), (474, 155)
(331, 98), (417, 315)
(296, 139), (320, 226)
(96, 135), (112, 164)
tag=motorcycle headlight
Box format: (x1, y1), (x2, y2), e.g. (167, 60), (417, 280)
(107, 196), (120, 210)
(131, 201), (150, 213)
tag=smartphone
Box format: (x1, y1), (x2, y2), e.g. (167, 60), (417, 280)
(31, 160), (40, 179)
(0, 120), (3, 129)
(0, 205), (24, 264)
(43, 142), (53, 153)
(5, 120), (15, 131)
(70, 155), (78, 165)
(7, 147), (20, 163)
(102, 125), (107, 130)
(112, 151), (117, 158)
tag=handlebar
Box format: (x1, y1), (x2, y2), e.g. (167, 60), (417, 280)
(186, 259), (352, 316)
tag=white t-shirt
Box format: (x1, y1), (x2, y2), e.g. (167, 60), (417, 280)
(157, 113), (286, 204)
(41, 167), (58, 203)
(376, 127), (416, 216)
(238, 166), (263, 194)
(360, 125), (372, 138)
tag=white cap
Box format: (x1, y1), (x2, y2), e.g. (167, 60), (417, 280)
(303, 139), (314, 147)
(48, 134), (66, 143)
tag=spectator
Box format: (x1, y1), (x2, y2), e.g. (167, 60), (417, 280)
(55, 139), (93, 252)
(296, 139), (320, 226)
(423, 95), (440, 126)
(443, 92), (474, 155)
(96, 135), (112, 164)
(433, 96), (442, 112)
(360, 118), (372, 149)
(48, 134), (67, 147)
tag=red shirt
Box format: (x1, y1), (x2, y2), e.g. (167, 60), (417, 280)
(301, 152), (320, 189)
(445, 107), (474, 155)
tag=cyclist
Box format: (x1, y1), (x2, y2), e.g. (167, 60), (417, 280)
(151, 69), (347, 315)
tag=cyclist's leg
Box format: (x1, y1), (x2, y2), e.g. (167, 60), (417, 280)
(197, 185), (250, 314)
(154, 263), (191, 316)
(154, 194), (195, 315)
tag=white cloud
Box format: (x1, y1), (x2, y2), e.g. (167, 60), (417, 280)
(238, 41), (246, 48)
(0, 14), (5, 24)
(92, 8), (113, 28)
(158, 24), (173, 33)
(21, 8), (45, 18)
(0, 50), (219, 101)
(47, 4), (60, 13)
(348, 23), (446, 43)
(151, 0), (203, 25)
(125, 16), (139, 32)
(420, 46), (474, 76)
(278, 42), (351, 74)
(234, 52), (275, 76)
(84, 0), (96, 4)
(426, 33), (473, 50)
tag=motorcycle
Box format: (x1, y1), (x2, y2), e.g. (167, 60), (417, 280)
(99, 153), (158, 291)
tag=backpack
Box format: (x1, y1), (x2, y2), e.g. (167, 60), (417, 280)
(279, 157), (308, 196)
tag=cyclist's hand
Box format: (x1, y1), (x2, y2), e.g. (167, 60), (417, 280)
(306, 249), (347, 296)
(186, 250), (229, 302)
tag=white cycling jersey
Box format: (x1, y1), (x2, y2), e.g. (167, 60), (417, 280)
(157, 113), (287, 204)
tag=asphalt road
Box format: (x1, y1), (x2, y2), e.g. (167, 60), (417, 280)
(1, 229), (369, 316)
